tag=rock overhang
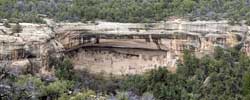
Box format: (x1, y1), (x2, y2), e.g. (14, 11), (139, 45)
(1, 20), (250, 75)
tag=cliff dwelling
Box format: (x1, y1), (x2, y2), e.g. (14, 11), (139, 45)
(56, 21), (248, 75)
(0, 20), (249, 75)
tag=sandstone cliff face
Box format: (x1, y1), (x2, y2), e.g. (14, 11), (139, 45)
(0, 20), (249, 75)
(0, 23), (63, 76)
(56, 20), (249, 75)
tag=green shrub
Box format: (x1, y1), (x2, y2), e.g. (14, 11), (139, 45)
(243, 73), (250, 96)
(121, 75), (147, 95)
(13, 75), (45, 99)
(116, 92), (129, 100)
(69, 90), (96, 100)
(59, 89), (108, 100)
(42, 80), (74, 98)
(53, 57), (75, 80)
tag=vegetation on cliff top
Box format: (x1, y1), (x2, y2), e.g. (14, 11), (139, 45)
(1, 0), (250, 24)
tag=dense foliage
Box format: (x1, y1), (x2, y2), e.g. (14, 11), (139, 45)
(1, 0), (250, 23)
(122, 47), (250, 99)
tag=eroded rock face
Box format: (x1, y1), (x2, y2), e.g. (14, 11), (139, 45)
(57, 20), (249, 75)
(0, 20), (249, 75)
(0, 22), (63, 75)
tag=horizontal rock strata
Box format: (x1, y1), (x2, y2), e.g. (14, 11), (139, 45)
(1, 20), (250, 75)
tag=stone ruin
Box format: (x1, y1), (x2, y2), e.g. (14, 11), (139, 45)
(0, 20), (250, 75)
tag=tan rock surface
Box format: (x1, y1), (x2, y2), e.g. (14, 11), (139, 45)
(57, 20), (249, 75)
(0, 20), (249, 75)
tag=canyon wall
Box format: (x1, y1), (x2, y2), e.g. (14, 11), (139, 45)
(0, 22), (63, 76)
(0, 20), (249, 75)
(56, 20), (249, 75)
